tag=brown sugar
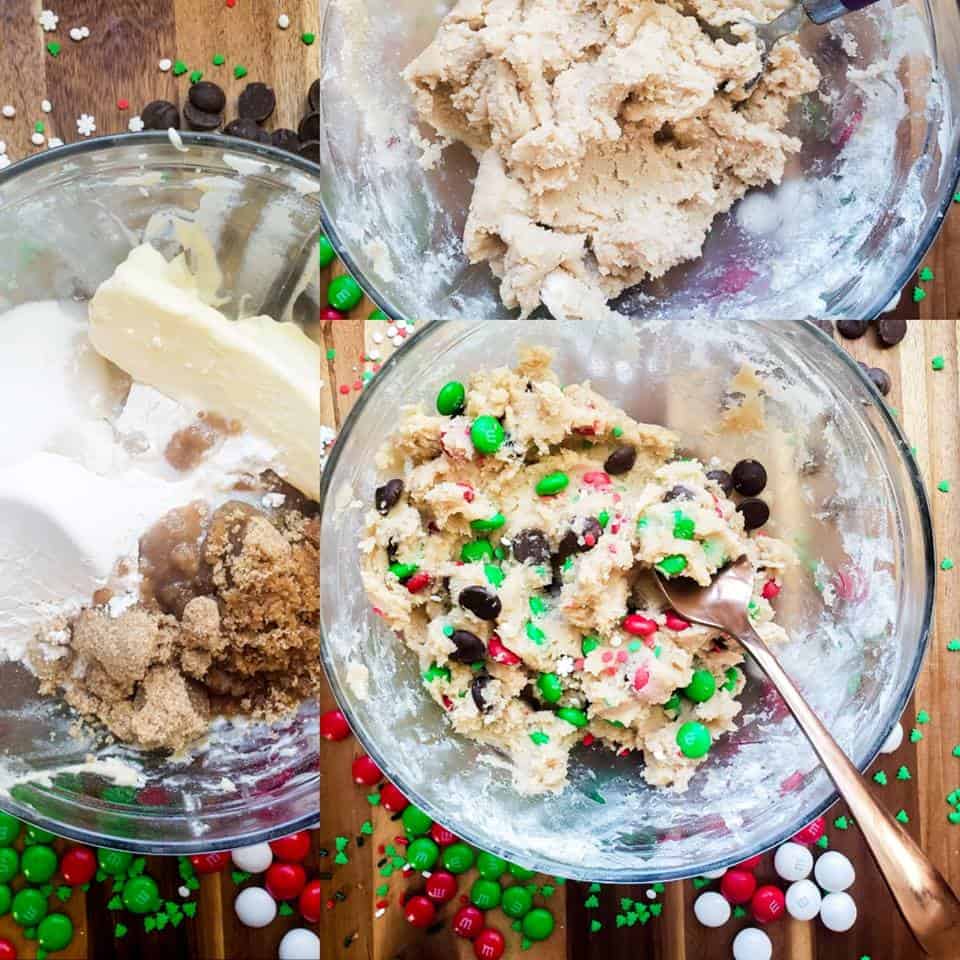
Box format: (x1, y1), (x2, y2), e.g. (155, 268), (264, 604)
(33, 499), (321, 753)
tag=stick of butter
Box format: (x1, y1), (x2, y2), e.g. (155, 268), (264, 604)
(89, 244), (322, 500)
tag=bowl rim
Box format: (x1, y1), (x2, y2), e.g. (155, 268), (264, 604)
(318, 315), (935, 881)
(315, 0), (960, 325)
(0, 131), (324, 855)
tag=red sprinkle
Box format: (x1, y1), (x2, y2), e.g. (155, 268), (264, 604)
(457, 483), (475, 502)
(573, 425), (597, 436)
(664, 611), (690, 631)
(632, 666), (650, 691)
(573, 657), (585, 671)
(352, 380), (362, 392)
(117, 98), (129, 110)
(604, 667), (617, 677)
(226, 0), (237, 6)
(338, 384), (350, 395)
(602, 651), (614, 663)
(489, 635), (521, 666)
(615, 650), (628, 664)
(582, 733), (595, 746)
(442, 695), (454, 711)
(582, 470), (611, 487)
(761, 580), (781, 600)
(623, 614), (657, 637)
(405, 572), (431, 593)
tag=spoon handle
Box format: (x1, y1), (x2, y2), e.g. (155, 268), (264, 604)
(740, 626), (960, 956)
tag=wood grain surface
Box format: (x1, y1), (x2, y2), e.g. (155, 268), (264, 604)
(0, 1), (958, 958)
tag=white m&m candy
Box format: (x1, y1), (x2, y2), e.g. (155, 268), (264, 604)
(234, 886), (277, 928)
(231, 842), (273, 874)
(278, 928), (320, 960)
(814, 851), (855, 892)
(774, 842), (813, 882)
(694, 891), (731, 928)
(880, 722), (903, 754)
(732, 927), (772, 960)
(820, 891), (857, 932)
(785, 879), (822, 921)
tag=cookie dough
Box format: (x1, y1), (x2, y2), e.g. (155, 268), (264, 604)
(360, 347), (790, 795)
(404, 0), (821, 316)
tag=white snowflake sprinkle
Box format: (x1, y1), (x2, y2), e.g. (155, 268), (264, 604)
(555, 655), (575, 677)
(76, 113), (96, 136)
(277, 13), (290, 28)
(30, 132), (45, 146)
(127, 115), (144, 133)
(41, 99), (52, 113)
(386, 324), (397, 337)
(39, 9), (59, 31)
(47, 137), (63, 148)
(372, 332), (383, 344)
(1, 105), (15, 119)
(158, 58), (172, 72)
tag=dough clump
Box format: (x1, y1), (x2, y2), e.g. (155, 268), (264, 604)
(361, 347), (791, 795)
(404, 0), (821, 316)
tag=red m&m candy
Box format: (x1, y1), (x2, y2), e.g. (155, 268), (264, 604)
(352, 755), (382, 786)
(60, 847), (97, 886)
(319, 307), (346, 322)
(720, 869), (757, 904)
(751, 885), (786, 924)
(299, 879), (322, 923)
(0, 938), (15, 960)
(189, 852), (230, 875)
(737, 854), (763, 872)
(320, 709), (351, 741)
(270, 832), (311, 863)
(623, 614), (657, 637)
(452, 905), (485, 939)
(474, 928), (505, 959)
(404, 895), (436, 928)
(792, 816), (825, 846)
(430, 823), (458, 847)
(664, 612), (690, 631)
(425, 871), (458, 903)
(380, 783), (409, 813)
(265, 862), (307, 901)
(488, 635), (521, 666)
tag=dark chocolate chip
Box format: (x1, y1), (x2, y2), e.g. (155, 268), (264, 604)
(448, 629), (486, 663)
(737, 497), (770, 531)
(867, 367), (891, 396)
(254, 126), (272, 144)
(459, 585), (501, 621)
(298, 111), (321, 142)
(809, 318), (834, 335)
(604, 444), (637, 475)
(298, 139), (321, 163)
(308, 79), (320, 112)
(731, 459), (767, 496)
(471, 674), (492, 712)
(375, 478), (404, 515)
(141, 100), (180, 131)
(271, 128), (301, 152)
(511, 529), (551, 566)
(706, 469), (734, 496)
(556, 517), (603, 560)
(183, 102), (223, 131)
(876, 315), (907, 348)
(836, 318), (869, 340)
(238, 82), (277, 123)
(663, 485), (694, 502)
(222, 118), (262, 141)
(188, 81), (226, 114)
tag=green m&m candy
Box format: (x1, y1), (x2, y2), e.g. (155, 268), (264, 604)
(461, 540), (495, 564)
(11, 887), (47, 926)
(556, 707), (588, 729)
(536, 471), (569, 496)
(673, 511), (695, 540)
(0, 848), (18, 883)
(21, 843), (58, 884)
(723, 667), (740, 693)
(537, 673), (563, 704)
(581, 636), (600, 656)
(0, 883), (11, 916)
(24, 826), (55, 846)
(508, 862), (535, 881)
(501, 883), (533, 918)
(37, 912), (74, 953)
(401, 805), (433, 837)
(441, 842), (475, 875)
(657, 554), (688, 576)
(317, 233), (336, 268)
(683, 669), (716, 703)
(676, 721), (712, 759)
(0, 812), (21, 847)
(470, 416), (505, 455)
(522, 906), (555, 941)
(436, 381), (466, 416)
(475, 851), (507, 881)
(470, 878), (502, 910)
(663, 693), (681, 717)
(97, 848), (133, 876)
(327, 274), (363, 312)
(122, 875), (160, 915)
(406, 837), (440, 871)
(389, 562), (419, 582)
(470, 513), (505, 532)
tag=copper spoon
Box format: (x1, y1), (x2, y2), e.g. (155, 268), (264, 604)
(655, 557), (960, 956)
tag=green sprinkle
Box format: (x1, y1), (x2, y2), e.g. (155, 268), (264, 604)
(234, 65), (248, 79)
(584, 894), (599, 909)
(833, 815), (849, 830)
(335, 836), (349, 852)
(920, 266), (935, 281)
(326, 348), (336, 361)
(953, 745), (960, 757)
(172, 60), (187, 76)
(896, 809), (910, 824)
(334, 852), (349, 865)
(189, 70), (203, 84)
(212, 53), (225, 66)
(597, 510), (610, 529)
(948, 812), (960, 825)
(530, 731), (550, 746)
(816, 835), (829, 849)
(529, 596), (548, 616)
(873, 770), (888, 785)
(917, 710), (930, 724)
(932, 356), (946, 371)
(692, 877), (711, 890)
(47, 42), (61, 57)
(913, 286), (927, 303)
(910, 727), (923, 742)
(590, 920), (602, 933)
(231, 871), (249, 884)
(423, 663), (450, 683)
(942, 558), (955, 571)
(612, 426), (624, 437)
(34, 121), (44, 134)
(526, 622), (546, 645)
(360, 820), (373, 835)
(278, 902), (294, 917)
(650, 903), (663, 917)
(897, 765), (912, 781)
(484, 564), (505, 588)
(367, 792), (380, 805)
(442, 625), (454, 637)
(301, 32), (316, 45)
(636, 516), (648, 529)
(656, 554), (687, 576)
(627, 640), (641, 653)
(672, 512), (695, 540)
(115, 923), (127, 939)
(938, 480), (951, 492)
(375, 883), (389, 896)
(183, 902), (197, 918)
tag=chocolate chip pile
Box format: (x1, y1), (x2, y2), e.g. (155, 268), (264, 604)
(706, 458), (771, 531)
(815, 317), (908, 398)
(141, 78), (320, 161)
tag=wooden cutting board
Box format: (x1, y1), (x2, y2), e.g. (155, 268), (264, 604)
(1, 0), (958, 957)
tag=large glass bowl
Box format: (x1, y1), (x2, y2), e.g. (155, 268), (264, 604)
(319, 316), (934, 881)
(317, 0), (960, 323)
(0, 134), (324, 853)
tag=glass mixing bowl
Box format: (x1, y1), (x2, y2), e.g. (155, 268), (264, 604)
(317, 0), (960, 323)
(319, 316), (934, 881)
(0, 134), (324, 853)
